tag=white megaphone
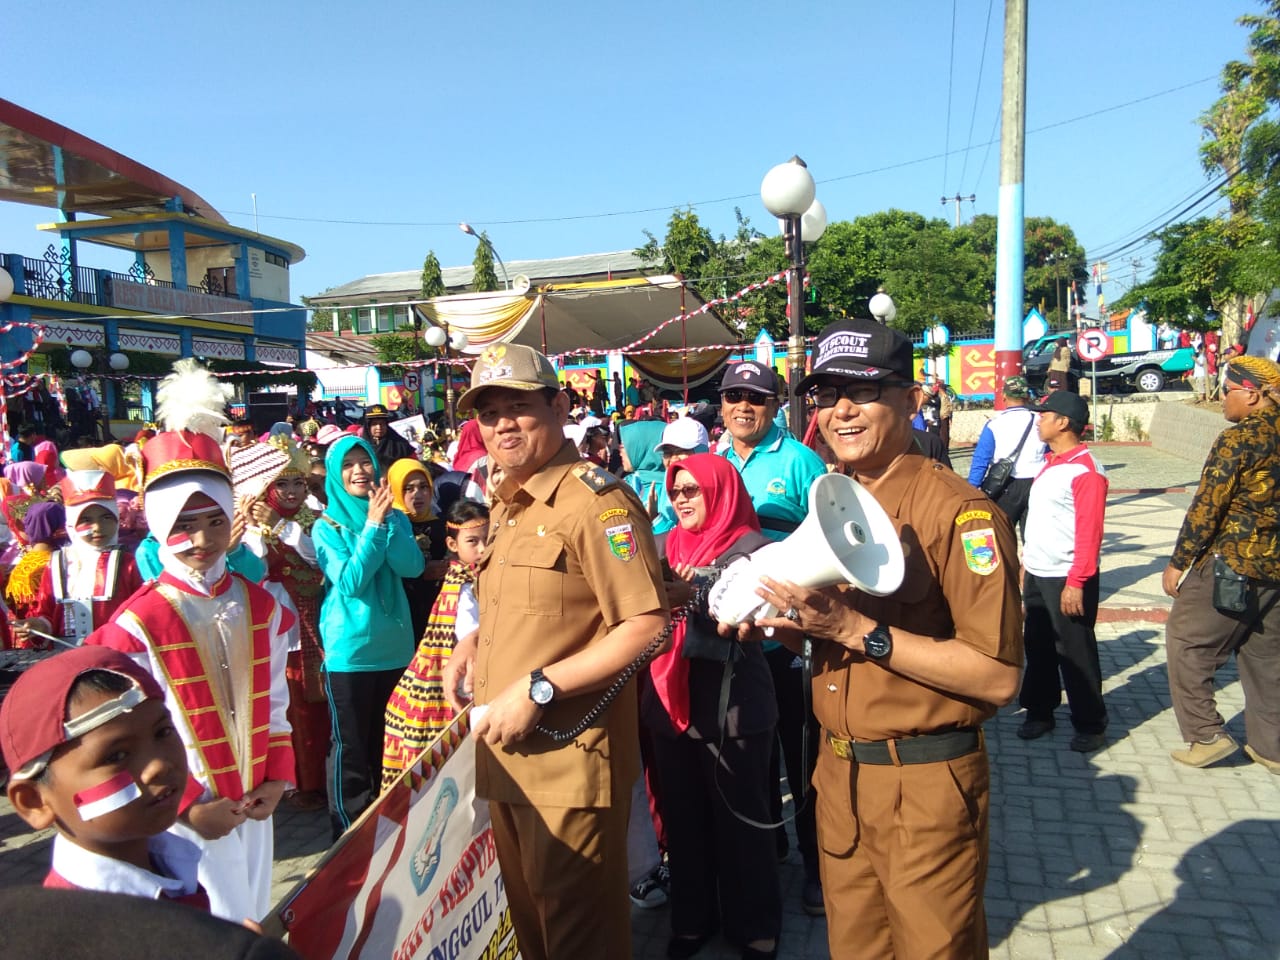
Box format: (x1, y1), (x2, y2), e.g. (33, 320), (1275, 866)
(708, 473), (904, 626)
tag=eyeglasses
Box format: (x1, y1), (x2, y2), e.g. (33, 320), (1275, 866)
(810, 380), (915, 408)
(669, 484), (702, 501)
(721, 389), (773, 405)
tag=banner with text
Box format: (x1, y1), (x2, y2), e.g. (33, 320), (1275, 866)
(273, 711), (518, 960)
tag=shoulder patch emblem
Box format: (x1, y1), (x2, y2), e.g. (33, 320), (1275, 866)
(599, 507), (629, 523)
(961, 528), (1000, 576)
(765, 478), (787, 496)
(956, 509), (993, 526)
(605, 523), (637, 561)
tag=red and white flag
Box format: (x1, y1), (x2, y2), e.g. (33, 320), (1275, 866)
(74, 771), (141, 821)
(166, 532), (193, 553)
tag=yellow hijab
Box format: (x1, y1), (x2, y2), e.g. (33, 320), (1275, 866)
(387, 458), (436, 522)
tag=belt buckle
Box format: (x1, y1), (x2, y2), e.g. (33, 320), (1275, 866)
(829, 736), (853, 761)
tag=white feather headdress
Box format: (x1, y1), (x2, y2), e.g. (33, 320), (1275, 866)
(155, 358), (234, 438)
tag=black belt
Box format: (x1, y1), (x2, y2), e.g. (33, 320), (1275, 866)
(826, 728), (981, 765)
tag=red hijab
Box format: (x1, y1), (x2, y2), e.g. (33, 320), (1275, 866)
(653, 454), (761, 733)
(663, 454), (761, 568)
(452, 419), (487, 476)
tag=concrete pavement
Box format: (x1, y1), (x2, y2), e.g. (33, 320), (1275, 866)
(3, 442), (1277, 959)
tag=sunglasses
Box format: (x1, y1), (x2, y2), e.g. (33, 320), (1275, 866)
(669, 483), (702, 501)
(810, 380), (915, 408)
(721, 389), (773, 405)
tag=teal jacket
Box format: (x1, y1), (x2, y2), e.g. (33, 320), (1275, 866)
(314, 436), (425, 672)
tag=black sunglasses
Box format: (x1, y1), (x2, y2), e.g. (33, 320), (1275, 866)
(810, 380), (916, 408)
(721, 389), (774, 405)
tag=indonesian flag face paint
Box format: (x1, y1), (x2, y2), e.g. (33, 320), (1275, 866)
(73, 770), (141, 821)
(166, 531), (194, 553)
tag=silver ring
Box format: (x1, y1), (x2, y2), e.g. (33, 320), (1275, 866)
(785, 607), (801, 623)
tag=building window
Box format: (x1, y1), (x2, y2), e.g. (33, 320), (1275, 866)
(264, 251), (288, 269)
(357, 308), (375, 334)
(377, 308), (392, 332)
(392, 306), (409, 330)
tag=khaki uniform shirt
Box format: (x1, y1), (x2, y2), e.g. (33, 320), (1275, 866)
(473, 442), (668, 808)
(814, 453), (1023, 741)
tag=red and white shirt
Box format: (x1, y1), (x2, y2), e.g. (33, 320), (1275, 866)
(1023, 443), (1108, 585)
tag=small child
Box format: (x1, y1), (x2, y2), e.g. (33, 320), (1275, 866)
(87, 360), (294, 924)
(380, 498), (489, 790)
(13, 470), (144, 647)
(1, 645), (205, 908)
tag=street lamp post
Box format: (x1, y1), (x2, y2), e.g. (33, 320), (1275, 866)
(1046, 251), (1067, 329)
(760, 157), (827, 438)
(70, 348), (130, 442)
(424, 323), (470, 434)
(459, 222), (511, 290)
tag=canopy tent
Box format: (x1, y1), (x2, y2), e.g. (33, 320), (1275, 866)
(413, 275), (738, 387)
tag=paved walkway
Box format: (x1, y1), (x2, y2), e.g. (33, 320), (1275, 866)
(3, 444), (1277, 959)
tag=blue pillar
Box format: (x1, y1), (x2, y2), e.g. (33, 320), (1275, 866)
(235, 243), (251, 300)
(245, 338), (257, 362)
(180, 328), (194, 358)
(168, 225), (187, 289)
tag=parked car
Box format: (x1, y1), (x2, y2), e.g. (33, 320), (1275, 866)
(1023, 333), (1194, 394)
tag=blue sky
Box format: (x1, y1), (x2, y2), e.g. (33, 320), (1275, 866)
(0, 1), (1262, 310)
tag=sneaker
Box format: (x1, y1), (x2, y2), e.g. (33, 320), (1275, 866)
(1244, 744), (1280, 775)
(1016, 719), (1055, 740)
(1171, 733), (1239, 768)
(631, 863), (670, 909)
(802, 877), (825, 916)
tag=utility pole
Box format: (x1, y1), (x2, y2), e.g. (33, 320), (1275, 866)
(941, 193), (976, 228)
(1128, 257), (1143, 291)
(993, 0), (1027, 409)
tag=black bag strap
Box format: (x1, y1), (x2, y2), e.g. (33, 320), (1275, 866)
(993, 412), (1036, 476)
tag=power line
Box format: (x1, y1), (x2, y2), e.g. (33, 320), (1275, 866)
(217, 75), (1219, 231)
(1084, 176), (1225, 255)
(1088, 172), (1233, 262)
(958, 0), (997, 192)
(941, 0), (959, 195)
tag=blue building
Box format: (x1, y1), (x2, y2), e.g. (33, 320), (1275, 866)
(0, 97), (306, 427)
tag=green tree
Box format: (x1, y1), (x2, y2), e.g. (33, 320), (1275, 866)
(420, 250), (446, 299)
(1194, 1), (1280, 343)
(371, 333), (418, 365)
(300, 295), (335, 333)
(471, 233), (499, 292)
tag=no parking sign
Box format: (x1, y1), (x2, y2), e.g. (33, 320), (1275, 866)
(403, 371), (421, 391)
(1077, 329), (1110, 362)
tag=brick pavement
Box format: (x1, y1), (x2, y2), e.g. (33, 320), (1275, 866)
(4, 445), (1277, 958)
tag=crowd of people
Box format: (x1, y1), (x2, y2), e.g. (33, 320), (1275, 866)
(1, 322), (1278, 959)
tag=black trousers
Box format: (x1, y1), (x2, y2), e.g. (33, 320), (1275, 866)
(653, 731), (781, 944)
(1019, 572), (1108, 734)
(994, 477), (1034, 540)
(325, 668), (402, 841)
(764, 645), (819, 880)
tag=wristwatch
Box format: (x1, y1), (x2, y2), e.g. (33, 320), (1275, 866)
(529, 669), (555, 707)
(863, 623), (893, 660)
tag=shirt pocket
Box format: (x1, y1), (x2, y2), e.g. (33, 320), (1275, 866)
(510, 537), (565, 617)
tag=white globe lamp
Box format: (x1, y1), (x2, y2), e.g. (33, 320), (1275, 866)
(0, 267), (14, 302)
(70, 349), (93, 370)
(760, 157), (816, 218)
(869, 292), (898, 324)
(449, 329), (470, 352)
(108, 352), (130, 372)
(423, 326), (447, 348)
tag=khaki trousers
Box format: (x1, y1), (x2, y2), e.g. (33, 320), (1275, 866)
(488, 798), (631, 960)
(814, 741), (990, 959)
(1166, 559), (1280, 759)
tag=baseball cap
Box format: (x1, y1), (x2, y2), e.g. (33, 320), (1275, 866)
(796, 319), (915, 392)
(457, 344), (561, 414)
(654, 417), (710, 454)
(719, 361), (780, 396)
(1034, 390), (1090, 424)
(0, 646), (164, 780)
(1002, 376), (1031, 399)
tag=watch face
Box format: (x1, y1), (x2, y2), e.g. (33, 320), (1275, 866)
(864, 627), (892, 659)
(530, 678), (555, 705)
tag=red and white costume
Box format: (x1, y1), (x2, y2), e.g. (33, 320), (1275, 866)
(86, 412), (294, 924)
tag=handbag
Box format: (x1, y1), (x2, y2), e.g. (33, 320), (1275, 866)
(1212, 554), (1253, 617)
(980, 414), (1036, 498)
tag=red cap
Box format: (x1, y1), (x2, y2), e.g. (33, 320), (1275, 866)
(0, 647), (164, 779)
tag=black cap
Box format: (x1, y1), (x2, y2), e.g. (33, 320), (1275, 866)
(719, 361), (779, 396)
(797, 319), (915, 393)
(1034, 390), (1090, 425)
